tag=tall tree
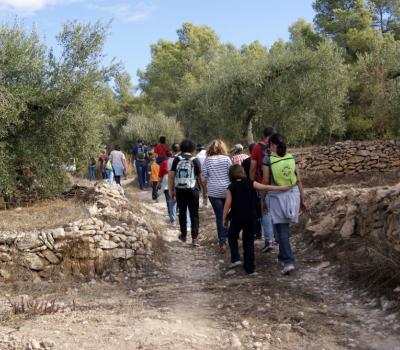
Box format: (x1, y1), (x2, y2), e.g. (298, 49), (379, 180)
(138, 23), (223, 117)
(313, 0), (375, 59)
(368, 0), (400, 35)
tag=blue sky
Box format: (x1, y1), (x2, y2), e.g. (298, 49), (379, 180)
(0, 0), (316, 84)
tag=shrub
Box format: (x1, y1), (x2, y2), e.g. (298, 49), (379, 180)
(119, 113), (184, 148)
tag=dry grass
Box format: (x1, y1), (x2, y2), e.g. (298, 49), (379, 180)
(0, 198), (89, 231)
(7, 296), (75, 316)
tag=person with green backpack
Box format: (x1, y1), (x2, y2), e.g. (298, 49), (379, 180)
(263, 133), (306, 275)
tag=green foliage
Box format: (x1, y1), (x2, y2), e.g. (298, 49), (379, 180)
(354, 33), (400, 137)
(368, 0), (400, 35)
(0, 20), (115, 199)
(118, 113), (184, 148)
(313, 0), (375, 59)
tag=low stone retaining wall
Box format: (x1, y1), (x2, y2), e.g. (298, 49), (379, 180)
(0, 183), (157, 282)
(298, 140), (400, 175)
(304, 183), (400, 252)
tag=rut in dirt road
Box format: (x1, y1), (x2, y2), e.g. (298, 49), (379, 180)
(133, 189), (400, 350)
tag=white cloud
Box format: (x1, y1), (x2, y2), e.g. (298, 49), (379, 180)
(0, 0), (76, 15)
(89, 2), (154, 22)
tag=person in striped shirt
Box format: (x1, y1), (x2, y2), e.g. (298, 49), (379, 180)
(201, 140), (232, 253)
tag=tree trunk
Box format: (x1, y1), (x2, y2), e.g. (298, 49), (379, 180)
(242, 110), (255, 145)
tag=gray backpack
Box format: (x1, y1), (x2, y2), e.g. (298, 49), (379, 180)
(174, 156), (196, 190)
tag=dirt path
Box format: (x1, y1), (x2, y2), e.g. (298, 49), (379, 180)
(1, 187), (400, 350)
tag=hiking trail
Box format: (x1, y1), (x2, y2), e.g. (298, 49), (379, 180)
(0, 186), (399, 350)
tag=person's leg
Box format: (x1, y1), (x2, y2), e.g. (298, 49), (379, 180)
(242, 221), (256, 274)
(114, 175), (121, 185)
(275, 223), (294, 265)
(145, 163), (150, 188)
(151, 182), (157, 199)
(188, 190), (200, 240)
(136, 163), (144, 189)
(164, 190), (173, 222)
(261, 212), (274, 251)
(228, 221), (241, 263)
(208, 197), (228, 246)
(176, 191), (188, 240)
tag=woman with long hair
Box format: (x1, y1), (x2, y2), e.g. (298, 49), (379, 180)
(202, 139), (232, 253)
(263, 133), (306, 275)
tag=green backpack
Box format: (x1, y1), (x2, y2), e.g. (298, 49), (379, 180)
(270, 153), (297, 186)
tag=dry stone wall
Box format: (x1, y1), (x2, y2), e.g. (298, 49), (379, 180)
(0, 183), (158, 282)
(297, 140), (400, 175)
(304, 183), (400, 252)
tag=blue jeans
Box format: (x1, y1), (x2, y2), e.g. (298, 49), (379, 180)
(136, 161), (147, 190)
(164, 190), (177, 222)
(262, 212), (275, 244)
(275, 223), (294, 265)
(106, 169), (113, 183)
(88, 165), (96, 180)
(209, 197), (228, 245)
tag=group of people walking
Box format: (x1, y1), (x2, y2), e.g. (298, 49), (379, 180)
(137, 128), (306, 276)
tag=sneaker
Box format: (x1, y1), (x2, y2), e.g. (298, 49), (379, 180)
(261, 242), (273, 253)
(276, 259), (285, 268)
(247, 272), (258, 277)
(281, 264), (295, 275)
(230, 261), (242, 268)
(178, 234), (187, 243)
(192, 239), (200, 247)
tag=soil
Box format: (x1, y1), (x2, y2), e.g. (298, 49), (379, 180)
(0, 185), (399, 350)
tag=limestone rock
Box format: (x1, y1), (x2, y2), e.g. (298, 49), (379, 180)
(42, 250), (60, 264)
(112, 249), (134, 259)
(0, 253), (11, 262)
(22, 253), (46, 271)
(51, 227), (65, 240)
(306, 215), (336, 236)
(99, 240), (118, 250)
(0, 231), (18, 244)
(15, 232), (42, 251)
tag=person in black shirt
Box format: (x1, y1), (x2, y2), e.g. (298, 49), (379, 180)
(169, 139), (202, 247)
(223, 165), (289, 275)
(241, 143), (255, 178)
(241, 143), (262, 239)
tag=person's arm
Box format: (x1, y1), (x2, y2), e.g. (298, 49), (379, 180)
(295, 164), (306, 211)
(253, 181), (290, 192)
(249, 160), (257, 181)
(121, 153), (127, 170)
(223, 190), (232, 228)
(168, 170), (176, 201)
(168, 158), (177, 201)
(249, 144), (259, 181)
(200, 159), (208, 198)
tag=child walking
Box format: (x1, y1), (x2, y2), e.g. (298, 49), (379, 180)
(149, 156), (160, 201)
(223, 165), (290, 275)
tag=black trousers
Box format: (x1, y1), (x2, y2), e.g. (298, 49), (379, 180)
(228, 219), (255, 274)
(176, 189), (199, 239)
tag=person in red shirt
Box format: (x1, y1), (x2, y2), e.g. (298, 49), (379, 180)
(249, 127), (275, 182)
(154, 136), (170, 164)
(249, 127), (276, 253)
